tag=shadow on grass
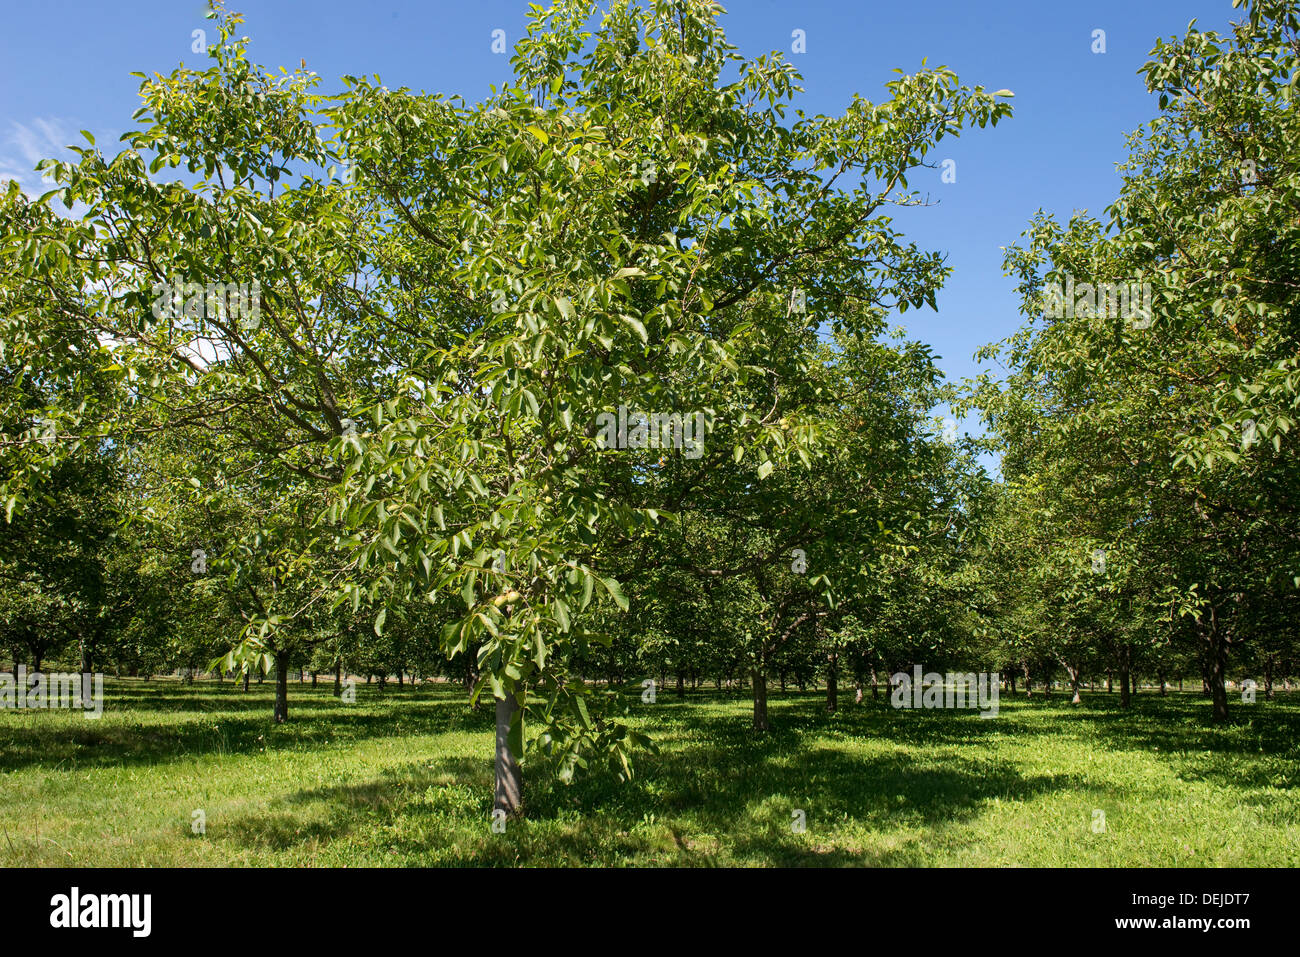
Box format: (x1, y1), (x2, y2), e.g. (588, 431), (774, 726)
(0, 681), (493, 773)
(216, 697), (1073, 866)
(10, 683), (1297, 865)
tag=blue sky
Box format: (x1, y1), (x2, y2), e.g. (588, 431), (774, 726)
(0, 0), (1242, 443)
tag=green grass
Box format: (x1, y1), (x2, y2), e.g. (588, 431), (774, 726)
(1, 678), (1297, 866)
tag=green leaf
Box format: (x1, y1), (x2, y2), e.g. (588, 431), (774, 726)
(601, 576), (629, 612)
(620, 314), (648, 343)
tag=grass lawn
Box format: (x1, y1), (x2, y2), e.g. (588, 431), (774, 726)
(1, 678), (1296, 867)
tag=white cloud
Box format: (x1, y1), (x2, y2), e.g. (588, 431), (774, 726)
(0, 116), (79, 199)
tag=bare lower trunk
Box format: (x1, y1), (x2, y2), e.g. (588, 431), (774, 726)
(825, 654), (838, 713)
(1208, 661), (1228, 719)
(752, 669), (769, 731)
(1206, 619), (1229, 721)
(494, 694), (523, 816)
(333, 661), (342, 696)
(273, 651), (289, 723)
(1118, 647), (1132, 709)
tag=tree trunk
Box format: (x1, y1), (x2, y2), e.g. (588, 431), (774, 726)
(463, 655), (474, 695)
(80, 636), (92, 675)
(1067, 665), (1082, 704)
(333, 661), (342, 697)
(273, 651), (290, 723)
(1022, 661), (1032, 697)
(1118, 647), (1132, 709)
(1204, 611), (1229, 721)
(242, 669), (250, 692)
(1208, 660), (1228, 719)
(752, 668), (770, 731)
(1008, 670), (1016, 695)
(825, 653), (838, 712)
(311, 671), (318, 688)
(675, 672), (684, 698)
(1264, 657), (1275, 700)
(494, 694), (523, 816)
(1158, 668), (1167, 696)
